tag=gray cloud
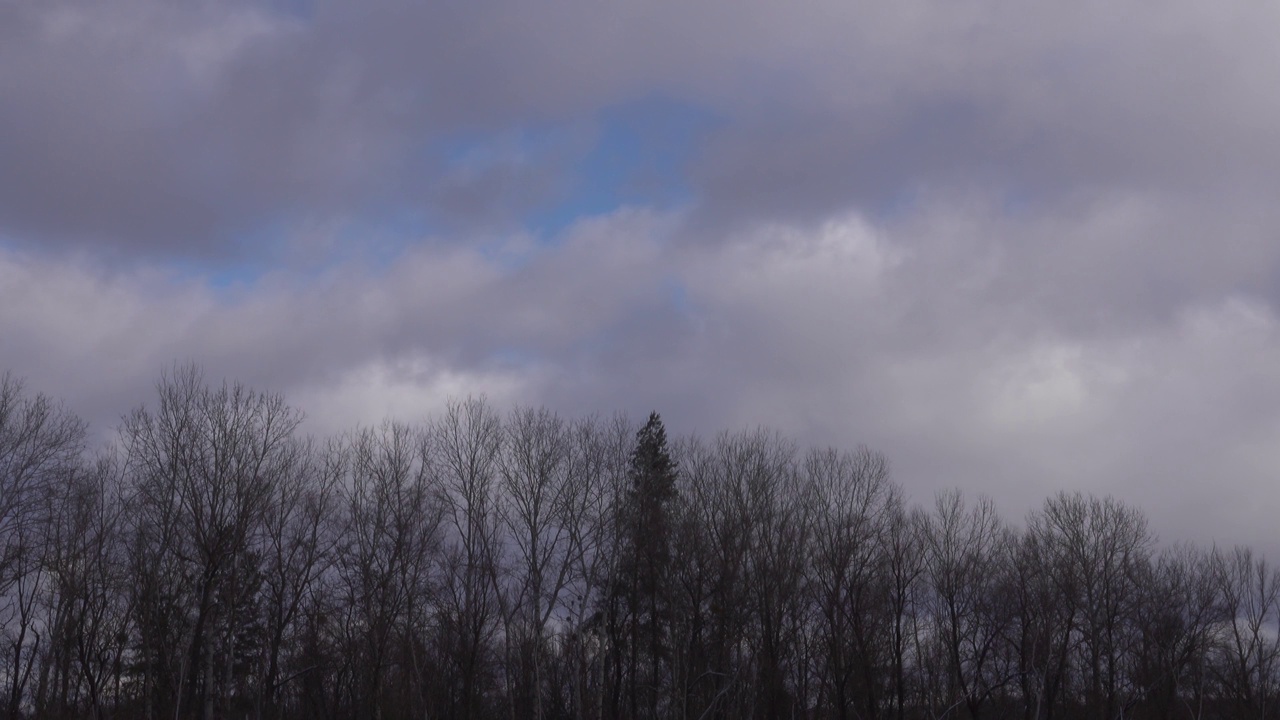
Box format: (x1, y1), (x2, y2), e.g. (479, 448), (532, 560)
(8, 1), (1278, 257)
(4, 0), (1280, 557)
(5, 196), (1280, 553)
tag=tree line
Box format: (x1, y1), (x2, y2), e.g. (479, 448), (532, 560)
(1, 365), (1277, 720)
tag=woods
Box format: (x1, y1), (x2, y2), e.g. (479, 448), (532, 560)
(1, 366), (1278, 719)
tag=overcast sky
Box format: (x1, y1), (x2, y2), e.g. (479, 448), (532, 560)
(4, 0), (1280, 552)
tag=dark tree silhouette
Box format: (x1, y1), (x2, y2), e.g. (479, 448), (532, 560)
(607, 412), (679, 719)
(5, 366), (1280, 720)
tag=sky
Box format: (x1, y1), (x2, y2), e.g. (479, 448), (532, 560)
(4, 0), (1280, 553)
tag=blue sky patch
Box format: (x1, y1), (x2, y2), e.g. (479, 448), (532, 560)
(530, 96), (724, 237)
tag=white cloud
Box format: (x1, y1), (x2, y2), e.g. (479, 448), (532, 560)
(290, 355), (532, 437)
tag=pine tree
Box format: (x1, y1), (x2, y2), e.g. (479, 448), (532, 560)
(625, 412), (678, 719)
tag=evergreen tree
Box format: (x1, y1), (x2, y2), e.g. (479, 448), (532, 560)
(625, 412), (678, 719)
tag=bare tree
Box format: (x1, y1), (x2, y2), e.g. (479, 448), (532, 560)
(433, 396), (505, 720)
(257, 437), (339, 720)
(1025, 492), (1153, 719)
(33, 453), (132, 720)
(805, 446), (898, 720)
(738, 432), (809, 720)
(0, 522), (43, 720)
(122, 365), (304, 720)
(670, 434), (738, 720)
(921, 490), (1012, 720)
(1007, 525), (1071, 720)
(883, 485), (926, 720)
(1210, 545), (1280, 719)
(0, 373), (86, 720)
(546, 414), (626, 719)
(333, 421), (444, 720)
(1130, 544), (1220, 719)
(494, 405), (580, 719)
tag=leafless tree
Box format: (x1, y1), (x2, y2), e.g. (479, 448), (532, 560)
(256, 437), (339, 720)
(433, 396), (505, 720)
(883, 486), (927, 720)
(921, 490), (1012, 720)
(1026, 492), (1153, 719)
(730, 430), (807, 720)
(672, 434), (755, 719)
(1210, 545), (1280, 719)
(122, 364), (304, 720)
(333, 420), (444, 720)
(558, 413), (631, 720)
(0, 373), (86, 719)
(32, 453), (131, 720)
(805, 446), (898, 720)
(494, 406), (580, 719)
(1129, 544), (1220, 720)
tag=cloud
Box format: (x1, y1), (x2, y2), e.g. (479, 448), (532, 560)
(7, 1), (1280, 258)
(289, 356), (532, 437)
(5, 192), (1280, 552)
(3, 0), (1280, 557)
(0, 207), (674, 432)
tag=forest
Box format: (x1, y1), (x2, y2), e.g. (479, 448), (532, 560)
(0, 365), (1277, 720)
